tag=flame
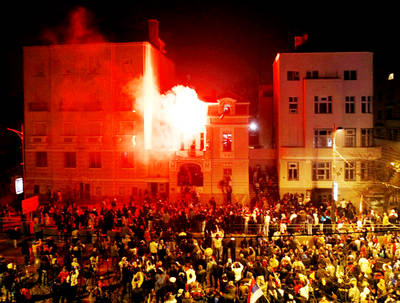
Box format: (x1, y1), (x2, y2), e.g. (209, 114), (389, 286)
(132, 49), (209, 151)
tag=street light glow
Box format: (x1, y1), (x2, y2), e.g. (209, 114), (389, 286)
(249, 122), (258, 131)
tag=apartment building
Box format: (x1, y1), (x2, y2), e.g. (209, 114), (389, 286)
(273, 52), (381, 207)
(23, 29), (250, 204)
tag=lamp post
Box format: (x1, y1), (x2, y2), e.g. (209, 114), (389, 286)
(7, 123), (25, 200)
(332, 126), (343, 225)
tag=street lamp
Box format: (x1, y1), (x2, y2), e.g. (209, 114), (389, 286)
(332, 126), (343, 224)
(7, 123), (25, 200)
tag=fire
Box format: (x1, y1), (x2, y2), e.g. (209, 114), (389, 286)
(157, 85), (208, 150)
(132, 52), (209, 151)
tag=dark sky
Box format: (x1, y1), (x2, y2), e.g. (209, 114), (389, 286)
(3, 1), (400, 118)
(1, 1), (399, 173)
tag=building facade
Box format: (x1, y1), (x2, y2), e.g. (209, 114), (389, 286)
(24, 41), (175, 202)
(23, 40), (250, 204)
(273, 52), (381, 208)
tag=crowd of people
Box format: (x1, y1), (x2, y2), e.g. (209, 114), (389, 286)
(0, 191), (400, 302)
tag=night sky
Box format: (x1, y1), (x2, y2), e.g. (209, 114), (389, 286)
(2, 1), (399, 170)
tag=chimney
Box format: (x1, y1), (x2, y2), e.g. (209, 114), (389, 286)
(147, 19), (166, 53)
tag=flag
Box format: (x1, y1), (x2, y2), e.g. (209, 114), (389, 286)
(247, 279), (265, 303)
(294, 34), (308, 49)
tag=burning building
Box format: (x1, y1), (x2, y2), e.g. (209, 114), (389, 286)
(23, 20), (250, 204)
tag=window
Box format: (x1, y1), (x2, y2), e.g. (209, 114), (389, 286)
(360, 161), (372, 181)
(344, 128), (356, 147)
(64, 152), (76, 168)
(289, 97), (298, 113)
(361, 96), (372, 113)
(344, 161), (356, 181)
(312, 162), (331, 180)
(89, 152), (101, 168)
(121, 152), (134, 168)
(222, 132), (232, 152)
(306, 70), (319, 79)
(35, 152), (47, 167)
(314, 96), (332, 113)
(314, 129), (332, 148)
(288, 162), (299, 180)
(287, 71), (300, 81)
(344, 70), (357, 80)
(361, 128), (374, 147)
(345, 96), (355, 113)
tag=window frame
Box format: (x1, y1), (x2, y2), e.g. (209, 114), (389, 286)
(89, 152), (102, 168)
(289, 97), (298, 113)
(288, 162), (299, 181)
(287, 71), (300, 81)
(344, 161), (356, 181)
(64, 152), (76, 168)
(312, 161), (331, 181)
(222, 132), (233, 152)
(314, 96), (332, 114)
(345, 96), (355, 114)
(314, 128), (333, 148)
(35, 151), (48, 168)
(344, 70), (357, 80)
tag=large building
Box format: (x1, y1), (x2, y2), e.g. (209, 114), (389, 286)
(23, 22), (250, 204)
(273, 52), (381, 208)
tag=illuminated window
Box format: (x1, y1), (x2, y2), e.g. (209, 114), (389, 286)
(64, 152), (76, 168)
(288, 162), (299, 180)
(35, 152), (47, 167)
(89, 152), (101, 168)
(345, 161), (356, 181)
(200, 133), (205, 150)
(287, 71), (300, 81)
(121, 151), (134, 168)
(314, 96), (332, 113)
(361, 128), (374, 147)
(289, 97), (298, 113)
(345, 96), (355, 113)
(344, 70), (357, 80)
(361, 96), (372, 113)
(314, 129), (333, 148)
(222, 132), (232, 152)
(344, 128), (356, 147)
(312, 162), (331, 180)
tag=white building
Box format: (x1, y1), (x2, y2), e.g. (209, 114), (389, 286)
(273, 52), (381, 208)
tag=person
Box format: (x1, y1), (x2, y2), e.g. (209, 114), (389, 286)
(57, 266), (69, 303)
(19, 238), (30, 265)
(66, 267), (79, 303)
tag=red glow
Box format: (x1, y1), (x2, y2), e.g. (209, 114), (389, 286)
(41, 6), (104, 45)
